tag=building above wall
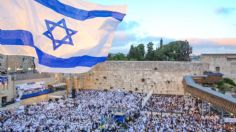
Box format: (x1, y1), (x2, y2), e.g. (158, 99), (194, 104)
(200, 53), (236, 82)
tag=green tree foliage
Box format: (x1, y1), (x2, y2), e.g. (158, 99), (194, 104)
(127, 44), (145, 60)
(216, 78), (236, 93)
(145, 42), (154, 60)
(108, 39), (192, 61)
(223, 78), (236, 86)
(136, 44), (145, 60)
(154, 40), (192, 61)
(127, 45), (136, 60)
(108, 53), (127, 61)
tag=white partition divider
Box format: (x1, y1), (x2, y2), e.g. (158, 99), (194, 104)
(141, 89), (153, 108)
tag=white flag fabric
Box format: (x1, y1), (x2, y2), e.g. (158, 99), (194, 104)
(0, 0), (126, 73)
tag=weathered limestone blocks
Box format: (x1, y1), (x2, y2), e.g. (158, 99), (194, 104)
(79, 61), (209, 95)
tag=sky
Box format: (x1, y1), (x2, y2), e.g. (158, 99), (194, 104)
(88, 0), (236, 55)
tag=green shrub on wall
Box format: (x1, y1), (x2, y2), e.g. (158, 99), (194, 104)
(216, 78), (236, 93)
(223, 78), (236, 86)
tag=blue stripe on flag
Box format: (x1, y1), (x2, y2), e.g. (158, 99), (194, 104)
(35, 48), (107, 68)
(0, 30), (34, 46)
(35, 0), (126, 21)
(0, 30), (107, 68)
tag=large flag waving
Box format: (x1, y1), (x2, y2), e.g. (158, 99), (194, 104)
(0, 0), (126, 73)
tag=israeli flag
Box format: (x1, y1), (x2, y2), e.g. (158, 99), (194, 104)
(0, 0), (126, 73)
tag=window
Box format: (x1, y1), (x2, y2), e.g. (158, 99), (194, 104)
(215, 67), (220, 72)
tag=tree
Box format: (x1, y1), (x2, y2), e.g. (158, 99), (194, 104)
(154, 49), (165, 61)
(177, 40), (192, 61)
(216, 78), (236, 93)
(223, 78), (236, 86)
(108, 53), (113, 60)
(127, 45), (136, 60)
(145, 42), (154, 60)
(127, 44), (145, 60)
(108, 53), (127, 61)
(154, 40), (192, 61)
(136, 44), (145, 60)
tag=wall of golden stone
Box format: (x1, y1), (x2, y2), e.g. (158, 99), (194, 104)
(78, 61), (209, 95)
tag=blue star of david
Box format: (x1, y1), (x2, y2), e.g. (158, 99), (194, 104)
(43, 18), (77, 50)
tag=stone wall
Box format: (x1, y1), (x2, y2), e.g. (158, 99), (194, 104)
(78, 61), (209, 95)
(0, 54), (7, 72)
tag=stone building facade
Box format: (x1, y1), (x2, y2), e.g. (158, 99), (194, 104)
(200, 54), (236, 82)
(0, 54), (7, 73)
(0, 54), (35, 74)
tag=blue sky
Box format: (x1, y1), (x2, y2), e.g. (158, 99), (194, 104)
(88, 0), (236, 55)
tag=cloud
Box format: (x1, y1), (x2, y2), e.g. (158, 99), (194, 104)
(111, 31), (175, 53)
(112, 32), (138, 47)
(111, 20), (175, 51)
(211, 38), (236, 46)
(193, 45), (236, 55)
(189, 38), (236, 55)
(112, 32), (174, 47)
(215, 7), (235, 15)
(117, 21), (140, 31)
(189, 38), (236, 46)
(139, 36), (174, 44)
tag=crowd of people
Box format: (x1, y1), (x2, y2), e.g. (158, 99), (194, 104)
(0, 89), (235, 131)
(131, 95), (235, 131)
(143, 95), (185, 113)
